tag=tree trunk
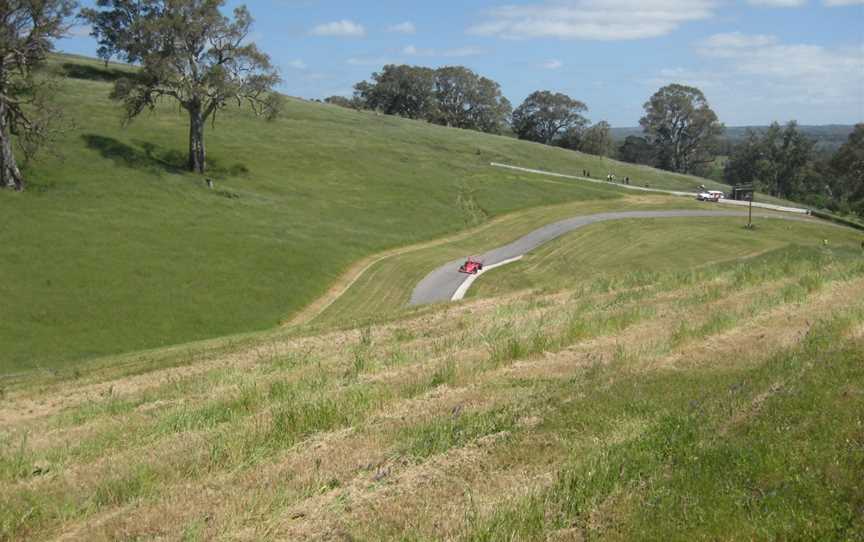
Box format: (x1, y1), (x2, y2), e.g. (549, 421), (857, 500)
(0, 101), (24, 191)
(673, 138), (684, 173)
(188, 105), (206, 174)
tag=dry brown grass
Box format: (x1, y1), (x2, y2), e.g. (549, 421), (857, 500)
(3, 248), (863, 542)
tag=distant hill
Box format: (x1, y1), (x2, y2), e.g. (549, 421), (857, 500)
(611, 125), (857, 151)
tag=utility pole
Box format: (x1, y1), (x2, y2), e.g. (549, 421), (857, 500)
(747, 193), (753, 229)
(735, 183), (755, 230)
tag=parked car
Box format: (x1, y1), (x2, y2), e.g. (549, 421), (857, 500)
(697, 190), (724, 202)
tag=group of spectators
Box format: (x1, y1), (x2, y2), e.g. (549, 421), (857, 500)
(606, 173), (631, 185)
(579, 169), (634, 186)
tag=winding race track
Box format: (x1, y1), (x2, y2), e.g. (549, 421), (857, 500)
(409, 210), (816, 306)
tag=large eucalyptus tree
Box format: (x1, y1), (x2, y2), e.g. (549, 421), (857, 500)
(0, 0), (76, 191)
(82, 0), (282, 174)
(640, 84), (723, 174)
(512, 91), (588, 146)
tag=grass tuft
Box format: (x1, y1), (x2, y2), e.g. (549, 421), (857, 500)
(400, 407), (517, 459)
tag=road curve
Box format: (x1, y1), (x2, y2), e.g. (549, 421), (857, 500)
(409, 210), (815, 306)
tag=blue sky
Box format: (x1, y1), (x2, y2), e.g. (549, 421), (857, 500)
(61, 0), (864, 127)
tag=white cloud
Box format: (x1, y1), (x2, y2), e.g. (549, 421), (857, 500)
(467, 0), (718, 41)
(747, 0), (806, 7)
(701, 32), (778, 49)
(697, 32), (778, 57)
(753, 0), (864, 6)
(649, 33), (864, 123)
(698, 32), (862, 82)
(310, 20), (366, 37)
(388, 21), (417, 34)
(401, 45), (485, 57)
(540, 59), (563, 69)
(287, 59), (307, 70)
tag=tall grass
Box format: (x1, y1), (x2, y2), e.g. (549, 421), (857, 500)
(3, 232), (863, 541)
(461, 313), (864, 541)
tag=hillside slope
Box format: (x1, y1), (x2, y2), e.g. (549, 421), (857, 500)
(0, 55), (734, 372)
(2, 239), (862, 540)
(469, 216), (861, 298)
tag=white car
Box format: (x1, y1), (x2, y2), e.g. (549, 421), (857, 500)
(697, 190), (724, 202)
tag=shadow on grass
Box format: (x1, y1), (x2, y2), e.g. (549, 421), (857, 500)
(83, 135), (252, 178)
(61, 63), (132, 83)
(134, 140), (251, 178)
(83, 135), (184, 175)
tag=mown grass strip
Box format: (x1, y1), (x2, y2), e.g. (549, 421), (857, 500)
(461, 313), (864, 541)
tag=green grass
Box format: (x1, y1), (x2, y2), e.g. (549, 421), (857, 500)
(462, 315), (864, 541)
(310, 198), (710, 326)
(399, 407), (518, 459)
(2, 236), (862, 540)
(470, 217), (864, 299)
(0, 54), (748, 374)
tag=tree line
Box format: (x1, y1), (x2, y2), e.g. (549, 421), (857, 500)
(325, 66), (619, 159)
(329, 74), (724, 180)
(723, 122), (864, 215)
(330, 70), (863, 216)
(328, 65), (513, 134)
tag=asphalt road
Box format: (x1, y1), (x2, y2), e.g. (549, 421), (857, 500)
(490, 163), (810, 214)
(408, 210), (815, 306)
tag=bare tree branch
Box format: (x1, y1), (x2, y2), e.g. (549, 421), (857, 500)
(1, 0), (76, 190)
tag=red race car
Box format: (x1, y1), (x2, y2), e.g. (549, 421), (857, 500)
(459, 257), (484, 274)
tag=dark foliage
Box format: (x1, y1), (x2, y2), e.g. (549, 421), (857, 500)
(512, 91), (588, 145)
(351, 64), (511, 135)
(0, 0), (77, 190)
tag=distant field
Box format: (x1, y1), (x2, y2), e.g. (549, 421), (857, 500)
(1, 54), (746, 373)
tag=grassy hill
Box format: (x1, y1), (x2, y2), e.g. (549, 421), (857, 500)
(469, 217), (863, 299)
(0, 54), (736, 373)
(2, 53), (863, 542)
(2, 233), (862, 540)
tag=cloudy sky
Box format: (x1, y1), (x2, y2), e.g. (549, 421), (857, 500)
(62, 0), (864, 127)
